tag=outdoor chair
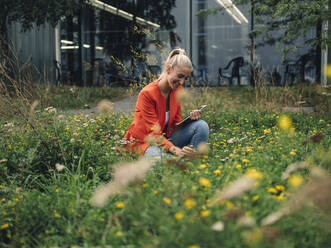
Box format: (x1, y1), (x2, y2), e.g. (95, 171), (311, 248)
(283, 60), (298, 86)
(218, 56), (244, 86)
(283, 52), (316, 85)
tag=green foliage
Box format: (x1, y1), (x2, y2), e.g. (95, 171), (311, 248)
(2, 0), (85, 31)
(0, 87), (330, 247)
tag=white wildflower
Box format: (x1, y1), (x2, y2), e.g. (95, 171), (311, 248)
(45, 106), (57, 114)
(55, 163), (66, 172)
(211, 221), (224, 231)
(227, 137), (237, 144)
(4, 123), (14, 128)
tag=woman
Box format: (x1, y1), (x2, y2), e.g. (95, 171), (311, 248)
(124, 48), (209, 160)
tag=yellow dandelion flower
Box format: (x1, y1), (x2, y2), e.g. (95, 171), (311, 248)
(199, 164), (207, 169)
(55, 189), (59, 193)
(263, 129), (271, 134)
(242, 159), (250, 163)
(187, 246), (200, 248)
(116, 231), (123, 237)
(154, 190), (158, 195)
(275, 193), (285, 200)
(54, 212), (60, 218)
(184, 199), (196, 209)
(289, 127), (296, 137)
(226, 201), (234, 209)
(288, 175), (303, 188)
(275, 185), (285, 191)
(199, 177), (211, 187)
(235, 163), (242, 169)
(163, 197), (172, 205)
(252, 195), (259, 201)
(290, 150), (296, 156)
(278, 115), (292, 131)
(115, 202), (125, 209)
(245, 169), (263, 179)
(201, 210), (210, 217)
(174, 211), (184, 221)
(213, 169), (221, 175)
(267, 187), (277, 194)
(142, 183), (148, 188)
(1, 223), (9, 229)
(246, 147), (253, 152)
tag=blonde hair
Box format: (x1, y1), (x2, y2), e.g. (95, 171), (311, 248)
(163, 48), (193, 72)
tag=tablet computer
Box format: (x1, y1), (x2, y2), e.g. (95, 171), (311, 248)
(175, 105), (207, 128)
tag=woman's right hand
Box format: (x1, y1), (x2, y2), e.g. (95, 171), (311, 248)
(170, 146), (198, 158)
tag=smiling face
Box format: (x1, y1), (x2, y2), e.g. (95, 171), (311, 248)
(166, 65), (192, 90)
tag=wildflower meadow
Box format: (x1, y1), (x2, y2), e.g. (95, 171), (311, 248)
(0, 86), (330, 247)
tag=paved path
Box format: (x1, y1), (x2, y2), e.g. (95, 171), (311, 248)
(69, 87), (202, 116)
(112, 94), (138, 114)
(67, 94), (138, 116)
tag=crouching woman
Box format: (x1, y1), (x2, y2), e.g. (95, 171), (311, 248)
(123, 48), (209, 161)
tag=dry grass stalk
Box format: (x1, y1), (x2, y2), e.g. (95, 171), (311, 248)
(215, 176), (256, 202)
(97, 99), (114, 113)
(281, 161), (308, 180)
(0, 45), (40, 119)
(91, 158), (153, 207)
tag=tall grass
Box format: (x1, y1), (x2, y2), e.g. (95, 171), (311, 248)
(180, 83), (330, 117)
(0, 47), (129, 121)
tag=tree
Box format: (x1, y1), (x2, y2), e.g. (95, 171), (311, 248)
(198, 0), (331, 83)
(98, 0), (177, 61)
(0, 0), (85, 55)
(96, 0), (177, 84)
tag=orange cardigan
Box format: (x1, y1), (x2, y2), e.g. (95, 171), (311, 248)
(124, 80), (183, 155)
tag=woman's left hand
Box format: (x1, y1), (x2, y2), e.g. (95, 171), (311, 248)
(189, 109), (201, 120)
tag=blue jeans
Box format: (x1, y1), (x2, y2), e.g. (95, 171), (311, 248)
(144, 119), (209, 161)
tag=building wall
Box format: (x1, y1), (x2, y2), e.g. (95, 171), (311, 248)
(7, 22), (56, 83)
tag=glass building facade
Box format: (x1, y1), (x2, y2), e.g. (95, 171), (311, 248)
(8, 0), (330, 86)
(58, 0), (255, 86)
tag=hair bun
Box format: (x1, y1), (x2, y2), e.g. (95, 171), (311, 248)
(170, 48), (186, 58)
